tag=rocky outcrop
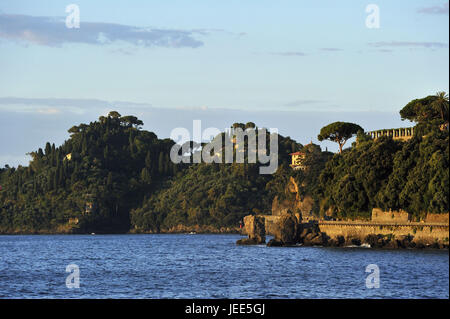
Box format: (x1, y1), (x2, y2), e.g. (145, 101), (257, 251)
(236, 215), (266, 245)
(267, 212), (299, 246)
(363, 234), (448, 249)
(272, 195), (300, 217)
(268, 217), (331, 247)
(297, 222), (327, 246)
(272, 177), (317, 220)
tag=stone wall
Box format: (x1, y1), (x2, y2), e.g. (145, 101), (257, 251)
(245, 213), (449, 248)
(318, 222), (449, 246)
(371, 208), (411, 223)
(425, 213), (449, 224)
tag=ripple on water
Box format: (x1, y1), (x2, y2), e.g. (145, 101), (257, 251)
(0, 234), (448, 299)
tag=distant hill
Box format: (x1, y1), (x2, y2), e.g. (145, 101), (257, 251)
(0, 92), (448, 233)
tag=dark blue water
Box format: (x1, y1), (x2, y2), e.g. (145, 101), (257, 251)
(0, 234), (448, 298)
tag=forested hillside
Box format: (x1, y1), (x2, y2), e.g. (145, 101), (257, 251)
(0, 93), (448, 233)
(316, 93), (449, 220)
(0, 113), (303, 233)
(0, 111), (179, 233)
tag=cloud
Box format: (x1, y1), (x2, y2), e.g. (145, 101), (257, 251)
(0, 13), (205, 48)
(36, 108), (61, 114)
(368, 41), (448, 49)
(320, 48), (343, 52)
(271, 51), (306, 56)
(417, 2), (449, 15)
(283, 99), (323, 107)
(377, 49), (393, 53)
(174, 105), (209, 111)
(0, 97), (153, 114)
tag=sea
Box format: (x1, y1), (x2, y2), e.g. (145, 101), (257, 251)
(0, 234), (448, 299)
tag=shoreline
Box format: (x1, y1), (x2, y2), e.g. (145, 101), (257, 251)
(0, 230), (448, 251)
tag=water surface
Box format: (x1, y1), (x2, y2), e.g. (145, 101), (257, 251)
(0, 234), (448, 298)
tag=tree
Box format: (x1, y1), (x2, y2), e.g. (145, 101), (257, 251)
(245, 122), (256, 129)
(120, 115), (144, 128)
(432, 91), (449, 124)
(45, 142), (51, 156)
(145, 151), (152, 169)
(68, 126), (79, 134)
(400, 95), (442, 123)
(140, 168), (151, 185)
(108, 111), (121, 118)
(158, 152), (164, 175)
(107, 172), (113, 187)
(317, 122), (363, 153)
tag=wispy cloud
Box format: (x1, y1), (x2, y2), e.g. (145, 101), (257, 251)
(271, 51), (306, 56)
(376, 49), (393, 53)
(283, 99), (323, 107)
(36, 108), (61, 115)
(368, 41), (448, 49)
(0, 97), (154, 114)
(417, 2), (449, 15)
(0, 13), (205, 48)
(320, 48), (343, 52)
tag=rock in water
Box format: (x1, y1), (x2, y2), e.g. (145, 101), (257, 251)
(276, 213), (299, 245)
(268, 211), (301, 246)
(236, 215), (266, 245)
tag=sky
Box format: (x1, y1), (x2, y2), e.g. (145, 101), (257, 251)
(0, 0), (449, 166)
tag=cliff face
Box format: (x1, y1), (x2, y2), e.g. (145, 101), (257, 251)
(236, 215), (266, 245)
(271, 177), (316, 220)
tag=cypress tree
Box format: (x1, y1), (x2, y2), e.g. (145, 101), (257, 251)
(45, 142), (51, 156)
(81, 136), (88, 155)
(145, 151), (152, 169)
(158, 152), (164, 175)
(140, 168), (151, 184)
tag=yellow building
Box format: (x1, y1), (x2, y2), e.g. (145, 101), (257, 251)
(289, 151), (307, 170)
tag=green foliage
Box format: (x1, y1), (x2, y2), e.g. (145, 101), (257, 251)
(1, 92), (448, 233)
(400, 92), (449, 125)
(0, 114), (308, 233)
(318, 121), (363, 153)
(0, 112), (178, 233)
(318, 130), (449, 219)
(131, 130), (305, 231)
